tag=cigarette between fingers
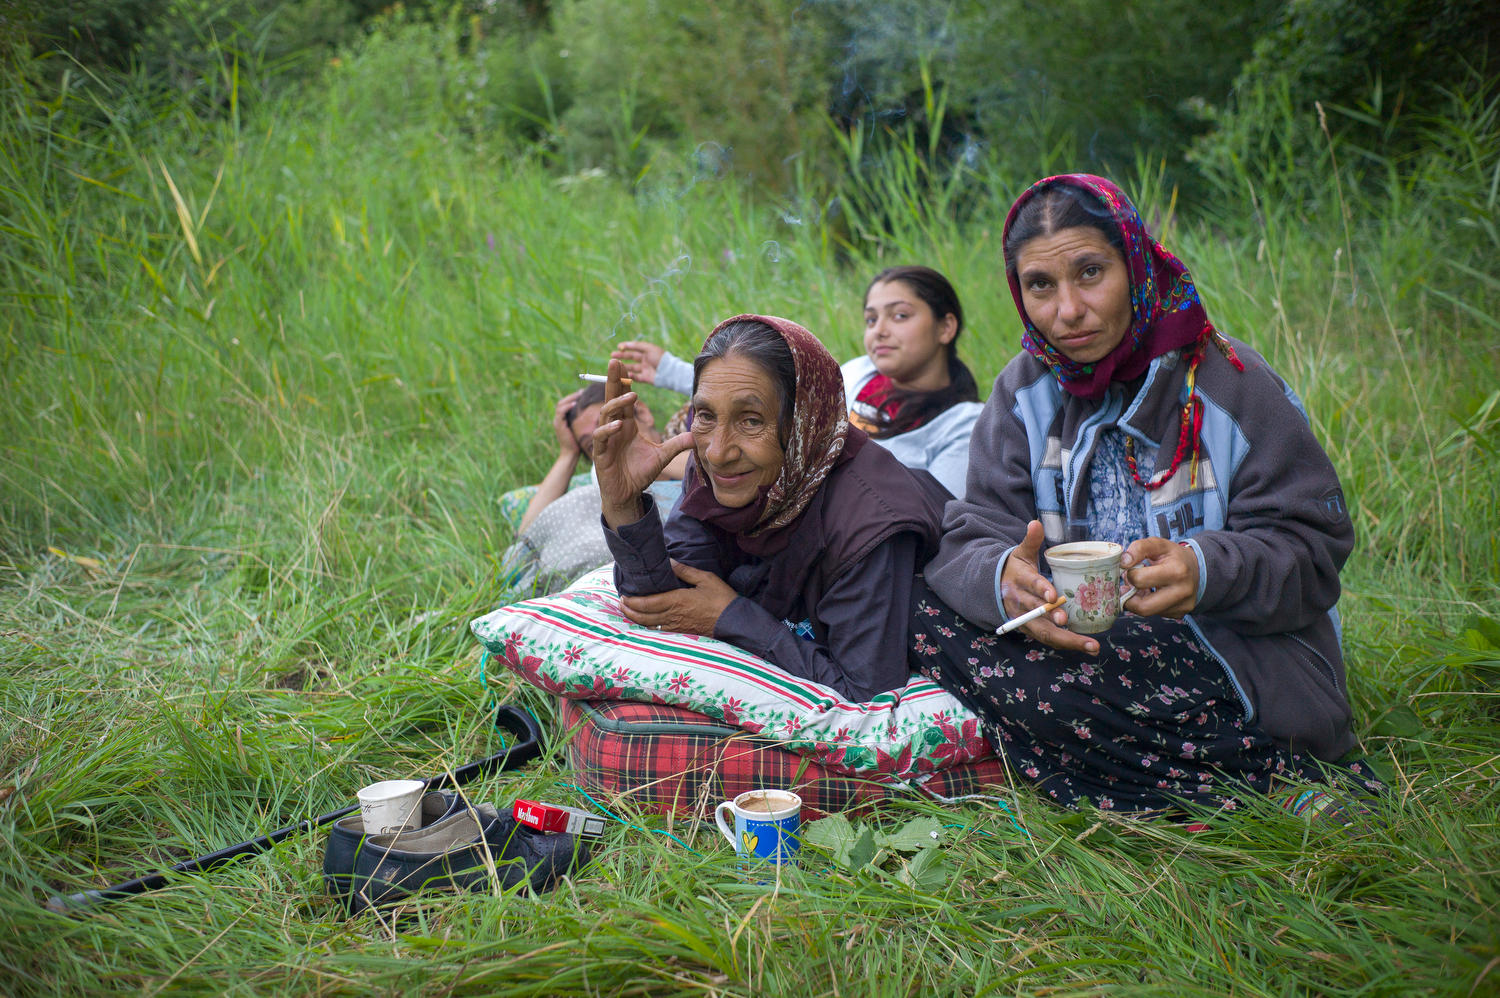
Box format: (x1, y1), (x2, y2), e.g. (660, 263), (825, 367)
(579, 373), (632, 387)
(995, 595), (1067, 636)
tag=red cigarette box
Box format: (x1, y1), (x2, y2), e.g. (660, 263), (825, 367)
(513, 799), (607, 839)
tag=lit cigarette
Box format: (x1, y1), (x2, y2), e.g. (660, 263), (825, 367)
(579, 373), (632, 388)
(995, 596), (1067, 635)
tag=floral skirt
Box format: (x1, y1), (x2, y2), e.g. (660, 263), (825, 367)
(907, 576), (1382, 813)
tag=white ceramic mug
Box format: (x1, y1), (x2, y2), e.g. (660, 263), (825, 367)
(1045, 541), (1137, 634)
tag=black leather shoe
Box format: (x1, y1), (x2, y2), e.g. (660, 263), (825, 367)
(328, 800), (591, 913)
(322, 791), (467, 899)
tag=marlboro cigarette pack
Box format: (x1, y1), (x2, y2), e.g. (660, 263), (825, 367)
(512, 799), (607, 839)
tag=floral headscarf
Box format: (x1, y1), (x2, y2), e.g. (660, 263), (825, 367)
(1003, 173), (1213, 399)
(1003, 174), (1243, 489)
(677, 313), (865, 555)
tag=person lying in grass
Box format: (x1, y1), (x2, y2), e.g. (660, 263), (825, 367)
(496, 382), (688, 598)
(911, 173), (1384, 815)
(591, 315), (950, 702)
(513, 382), (688, 535)
(610, 265), (982, 498)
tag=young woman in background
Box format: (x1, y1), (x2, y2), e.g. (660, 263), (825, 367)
(610, 266), (982, 497)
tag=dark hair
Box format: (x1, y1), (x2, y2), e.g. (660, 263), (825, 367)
(565, 381), (606, 428)
(868, 265), (964, 336)
(692, 319), (797, 440)
(863, 266), (980, 438)
(1002, 182), (1126, 277)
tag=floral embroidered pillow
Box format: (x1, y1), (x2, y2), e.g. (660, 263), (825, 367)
(470, 569), (995, 782)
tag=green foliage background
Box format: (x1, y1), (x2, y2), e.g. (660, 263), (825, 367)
(0, 0), (1497, 994)
(12, 0), (1495, 200)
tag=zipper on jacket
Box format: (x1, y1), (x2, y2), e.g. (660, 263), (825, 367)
(1063, 390), (1125, 523)
(1184, 615), (1255, 723)
(1290, 632), (1344, 696)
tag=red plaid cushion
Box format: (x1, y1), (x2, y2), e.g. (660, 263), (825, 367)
(558, 697), (1009, 817)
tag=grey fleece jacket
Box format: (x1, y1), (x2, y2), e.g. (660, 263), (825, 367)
(924, 339), (1358, 760)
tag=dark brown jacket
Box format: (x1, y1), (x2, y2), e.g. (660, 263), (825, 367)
(608, 441), (948, 701)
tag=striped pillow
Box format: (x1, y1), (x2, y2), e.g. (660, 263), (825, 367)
(470, 569), (995, 781)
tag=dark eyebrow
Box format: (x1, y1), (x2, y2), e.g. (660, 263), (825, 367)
(1020, 252), (1112, 282)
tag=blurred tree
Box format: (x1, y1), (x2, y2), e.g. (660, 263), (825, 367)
(552, 0), (840, 190)
(8, 0), (552, 94)
(1190, 0), (1500, 204)
(813, 0), (1272, 197)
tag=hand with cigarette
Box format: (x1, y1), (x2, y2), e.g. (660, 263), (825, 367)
(610, 340), (665, 385)
(1000, 520), (1100, 655)
(594, 359), (692, 529)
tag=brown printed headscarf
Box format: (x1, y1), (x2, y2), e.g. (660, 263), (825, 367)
(677, 313), (865, 557)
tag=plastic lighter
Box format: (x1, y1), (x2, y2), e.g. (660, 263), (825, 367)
(512, 799), (608, 839)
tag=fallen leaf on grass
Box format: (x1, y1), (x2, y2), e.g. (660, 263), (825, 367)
(896, 846), (954, 890)
(874, 816), (942, 852)
(47, 547), (106, 574)
(1370, 705), (1426, 739)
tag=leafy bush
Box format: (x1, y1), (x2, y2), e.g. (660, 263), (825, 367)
(809, 0), (1269, 204)
(326, 5), (568, 151)
(1190, 0), (1499, 209)
(550, 0), (840, 190)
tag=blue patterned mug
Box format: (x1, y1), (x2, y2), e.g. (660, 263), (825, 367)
(714, 789), (801, 865)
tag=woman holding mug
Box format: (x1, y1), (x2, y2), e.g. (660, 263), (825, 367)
(591, 315), (949, 702)
(610, 266), (982, 497)
(914, 174), (1380, 814)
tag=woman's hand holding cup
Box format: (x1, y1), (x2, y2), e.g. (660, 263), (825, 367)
(999, 520), (1101, 655)
(1120, 537), (1198, 618)
(593, 359), (692, 529)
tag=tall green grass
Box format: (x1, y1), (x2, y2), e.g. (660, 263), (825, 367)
(1, 29), (1497, 997)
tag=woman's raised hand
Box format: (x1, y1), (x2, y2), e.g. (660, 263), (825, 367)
(551, 389), (583, 458)
(999, 520), (1101, 655)
(611, 340), (665, 385)
(593, 358), (693, 528)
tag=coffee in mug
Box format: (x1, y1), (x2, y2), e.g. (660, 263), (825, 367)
(714, 789), (801, 864)
(737, 798), (780, 813)
(1045, 541), (1137, 634)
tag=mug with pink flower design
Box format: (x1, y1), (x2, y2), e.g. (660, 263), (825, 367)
(1045, 541), (1137, 634)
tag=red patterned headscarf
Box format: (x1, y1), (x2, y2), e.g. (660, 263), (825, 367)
(1003, 174), (1243, 489)
(1003, 173), (1213, 400)
(677, 313), (865, 556)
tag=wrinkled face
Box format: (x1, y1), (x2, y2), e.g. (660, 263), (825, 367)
(1014, 226), (1133, 365)
(690, 354), (785, 508)
(862, 280), (957, 386)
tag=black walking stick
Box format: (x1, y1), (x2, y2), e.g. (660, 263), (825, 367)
(44, 704), (545, 913)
